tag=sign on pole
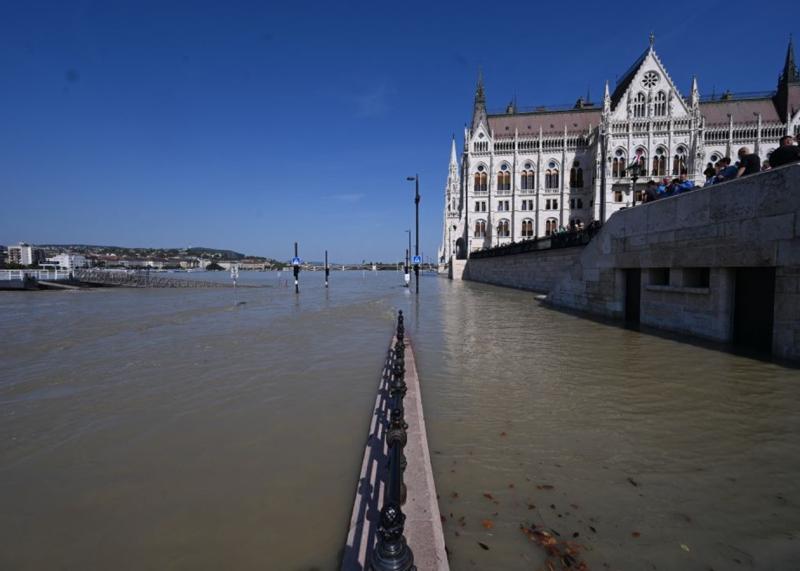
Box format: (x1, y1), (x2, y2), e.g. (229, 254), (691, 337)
(412, 255), (422, 265)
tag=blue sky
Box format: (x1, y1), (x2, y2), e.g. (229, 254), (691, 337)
(0, 0), (796, 262)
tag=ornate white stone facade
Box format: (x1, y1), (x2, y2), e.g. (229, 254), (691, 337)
(439, 37), (800, 264)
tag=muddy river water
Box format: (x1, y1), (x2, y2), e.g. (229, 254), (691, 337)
(1, 271), (798, 570)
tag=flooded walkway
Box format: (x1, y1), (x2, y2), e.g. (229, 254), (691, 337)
(1, 271), (799, 570)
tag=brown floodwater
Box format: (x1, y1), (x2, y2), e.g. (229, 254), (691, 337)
(1, 271), (798, 570)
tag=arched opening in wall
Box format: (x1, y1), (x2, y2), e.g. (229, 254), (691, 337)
(613, 149), (627, 177)
(497, 164), (511, 191)
(473, 219), (486, 238)
(521, 164), (535, 190)
(521, 218), (534, 238)
(497, 219), (510, 238)
(570, 161), (583, 188)
(633, 92), (646, 118)
(654, 91), (667, 116)
(673, 146), (687, 175)
(652, 147), (667, 176)
(545, 218), (558, 237)
(545, 168), (560, 189)
(474, 166), (488, 191)
(455, 238), (466, 259)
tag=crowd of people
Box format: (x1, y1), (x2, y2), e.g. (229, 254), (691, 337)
(640, 134), (800, 204)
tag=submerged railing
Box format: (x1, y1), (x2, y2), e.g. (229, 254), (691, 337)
(370, 310), (415, 571)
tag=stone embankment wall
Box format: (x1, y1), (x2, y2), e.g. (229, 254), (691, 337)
(547, 163), (800, 361)
(458, 247), (582, 292)
(455, 164), (800, 361)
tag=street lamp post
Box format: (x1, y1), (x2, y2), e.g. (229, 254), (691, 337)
(404, 230), (411, 288)
(406, 175), (420, 295)
(626, 157), (643, 207)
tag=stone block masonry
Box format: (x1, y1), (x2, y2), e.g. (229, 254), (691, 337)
(457, 163), (800, 362)
(461, 247), (583, 293)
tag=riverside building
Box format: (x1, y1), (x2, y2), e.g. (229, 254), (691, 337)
(439, 36), (800, 263)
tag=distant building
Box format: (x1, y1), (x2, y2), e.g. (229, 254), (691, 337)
(439, 36), (800, 261)
(7, 243), (44, 266)
(44, 253), (88, 270)
(0, 245), (7, 266)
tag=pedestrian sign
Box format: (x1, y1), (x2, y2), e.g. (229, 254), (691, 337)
(412, 255), (422, 265)
(291, 256), (301, 266)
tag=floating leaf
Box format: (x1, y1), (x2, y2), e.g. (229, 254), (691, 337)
(589, 526), (597, 533)
(482, 519), (494, 529)
(627, 477), (639, 487)
(527, 503), (536, 510)
(537, 484), (555, 490)
(632, 532), (641, 538)
(478, 541), (490, 551)
(483, 492), (494, 500)
(681, 544), (690, 552)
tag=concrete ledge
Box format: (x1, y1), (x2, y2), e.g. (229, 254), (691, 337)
(341, 336), (448, 571)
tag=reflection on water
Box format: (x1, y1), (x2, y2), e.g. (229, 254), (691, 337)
(1, 272), (799, 570)
(413, 279), (800, 571)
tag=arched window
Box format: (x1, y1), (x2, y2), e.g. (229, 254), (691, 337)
(474, 166), (488, 191)
(521, 218), (534, 238)
(497, 165), (511, 191)
(612, 149), (626, 178)
(521, 167), (535, 190)
(652, 147), (667, 176)
(473, 219), (486, 238)
(633, 92), (646, 118)
(569, 161), (583, 188)
(545, 169), (560, 189)
(497, 219), (510, 238)
(545, 218), (558, 237)
(654, 91), (667, 116)
(633, 148), (647, 172)
(672, 146), (687, 175)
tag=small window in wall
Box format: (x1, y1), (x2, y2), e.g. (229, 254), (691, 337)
(683, 267), (710, 288)
(614, 191), (623, 203)
(650, 267), (670, 286)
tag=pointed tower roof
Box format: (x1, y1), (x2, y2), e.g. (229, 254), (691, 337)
(690, 75), (700, 108)
(471, 69), (488, 131)
(780, 34), (799, 84)
(449, 136), (457, 166)
(602, 80), (611, 115)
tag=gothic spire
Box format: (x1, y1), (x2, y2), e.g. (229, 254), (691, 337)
(449, 135), (457, 167)
(649, 31), (655, 51)
(471, 68), (488, 131)
(690, 75), (700, 108)
(602, 80), (611, 115)
(780, 34), (799, 84)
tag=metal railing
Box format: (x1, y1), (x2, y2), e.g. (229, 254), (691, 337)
(470, 222), (602, 259)
(370, 311), (415, 571)
(0, 269), (73, 281)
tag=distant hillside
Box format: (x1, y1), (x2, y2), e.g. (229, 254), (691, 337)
(37, 244), (267, 261)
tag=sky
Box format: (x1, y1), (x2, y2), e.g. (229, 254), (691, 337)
(0, 0), (797, 263)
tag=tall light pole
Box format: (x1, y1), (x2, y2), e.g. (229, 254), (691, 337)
(404, 230), (411, 288)
(406, 175), (420, 294)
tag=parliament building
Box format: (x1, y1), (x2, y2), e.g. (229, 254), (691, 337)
(439, 36), (800, 263)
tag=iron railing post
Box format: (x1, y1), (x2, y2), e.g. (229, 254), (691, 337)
(370, 310), (415, 571)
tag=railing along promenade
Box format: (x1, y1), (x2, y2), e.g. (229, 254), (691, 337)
(0, 269), (73, 281)
(74, 269), (257, 288)
(470, 222), (602, 260)
(342, 310), (447, 571)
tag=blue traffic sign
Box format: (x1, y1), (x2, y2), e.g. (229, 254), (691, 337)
(412, 255), (422, 265)
(291, 256), (302, 266)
